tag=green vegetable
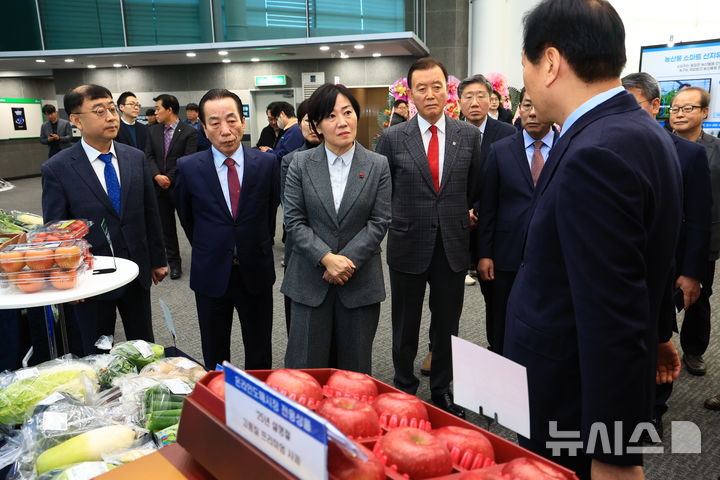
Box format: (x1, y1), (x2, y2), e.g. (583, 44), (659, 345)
(0, 211), (25, 234)
(98, 356), (137, 389)
(147, 399), (184, 412)
(0, 362), (98, 425)
(110, 341), (164, 369)
(36, 425), (135, 474)
(146, 410), (182, 431)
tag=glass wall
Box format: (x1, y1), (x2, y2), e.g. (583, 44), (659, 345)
(0, 0), (420, 52)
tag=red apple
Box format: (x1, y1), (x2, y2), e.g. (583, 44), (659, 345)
(266, 369), (324, 409)
(372, 392), (430, 430)
(433, 425), (495, 468)
(457, 471), (506, 480)
(208, 373), (225, 399)
(327, 441), (385, 480)
(502, 457), (567, 480)
(374, 427), (453, 479)
(324, 370), (378, 402)
(317, 397), (380, 439)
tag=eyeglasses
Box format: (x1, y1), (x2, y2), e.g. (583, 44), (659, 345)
(123, 102), (141, 108)
(72, 104), (118, 118)
(669, 105), (703, 114)
(519, 103), (534, 112)
(460, 93), (489, 102)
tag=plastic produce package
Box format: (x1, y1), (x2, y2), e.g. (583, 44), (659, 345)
(0, 359), (98, 425)
(110, 341), (164, 369)
(139, 357), (205, 384)
(143, 380), (192, 432)
(36, 462), (118, 480)
(84, 354), (137, 390)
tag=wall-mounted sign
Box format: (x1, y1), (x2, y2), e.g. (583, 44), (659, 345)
(242, 104), (250, 118)
(255, 75), (287, 87)
(12, 108), (27, 130)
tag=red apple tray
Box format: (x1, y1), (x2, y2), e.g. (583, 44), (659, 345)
(178, 369), (579, 480)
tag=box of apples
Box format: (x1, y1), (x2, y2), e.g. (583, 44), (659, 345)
(178, 369), (579, 480)
(0, 237), (91, 293)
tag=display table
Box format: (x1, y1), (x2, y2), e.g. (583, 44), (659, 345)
(99, 444), (213, 480)
(0, 256), (138, 357)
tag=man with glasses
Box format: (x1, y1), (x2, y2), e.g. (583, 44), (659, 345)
(116, 91), (148, 151)
(40, 84), (168, 356)
(669, 87), (720, 378)
(476, 87), (555, 355)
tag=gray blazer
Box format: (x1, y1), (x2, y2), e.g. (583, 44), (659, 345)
(376, 114), (482, 274)
(699, 132), (720, 258)
(281, 142), (391, 308)
(39, 118), (73, 150)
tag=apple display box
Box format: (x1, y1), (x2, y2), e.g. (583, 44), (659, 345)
(177, 369), (579, 480)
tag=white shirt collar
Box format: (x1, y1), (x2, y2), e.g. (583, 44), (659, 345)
(325, 142), (356, 166)
(560, 86), (625, 138)
(523, 128), (555, 149)
(478, 116), (488, 135)
(417, 114), (446, 135)
(121, 117), (136, 126)
(212, 145), (244, 169)
(81, 138), (117, 163)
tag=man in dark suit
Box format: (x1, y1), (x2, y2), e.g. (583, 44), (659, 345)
(146, 94), (198, 280)
(504, 2), (682, 479)
(477, 87), (555, 355)
(622, 72), (712, 436)
(174, 89), (278, 370)
(376, 57), (482, 418)
(41, 84), (168, 356)
(116, 91), (148, 151)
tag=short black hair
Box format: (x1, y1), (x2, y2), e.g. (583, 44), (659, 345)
(64, 84), (113, 114)
(117, 91), (137, 105)
(198, 88), (244, 124)
(393, 99), (408, 108)
(145, 109), (156, 117)
(296, 99), (312, 122)
(186, 102), (199, 112)
(523, 0), (626, 82)
(458, 74), (492, 97)
(307, 83), (360, 136)
(268, 101), (295, 119)
(520, 87), (528, 104)
(153, 94), (180, 115)
(42, 104), (57, 115)
(407, 57), (448, 89)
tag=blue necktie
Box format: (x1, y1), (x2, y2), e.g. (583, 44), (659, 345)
(98, 153), (121, 214)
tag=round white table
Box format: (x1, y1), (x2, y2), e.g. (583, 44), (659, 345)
(0, 256), (138, 357)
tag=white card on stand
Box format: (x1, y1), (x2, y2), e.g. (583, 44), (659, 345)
(451, 335), (531, 438)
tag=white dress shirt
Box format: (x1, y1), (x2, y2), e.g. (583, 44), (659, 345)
(82, 139), (120, 193)
(417, 114), (446, 181)
(326, 143), (355, 212)
(523, 128), (555, 168)
(211, 145), (244, 215)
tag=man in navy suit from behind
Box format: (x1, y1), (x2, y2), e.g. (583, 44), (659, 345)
(476, 87), (555, 355)
(41, 84), (168, 356)
(174, 89), (279, 370)
(504, 1), (682, 479)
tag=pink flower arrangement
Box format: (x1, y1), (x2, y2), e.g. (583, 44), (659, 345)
(486, 72), (512, 109)
(390, 78), (409, 102)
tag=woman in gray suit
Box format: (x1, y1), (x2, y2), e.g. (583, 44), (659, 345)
(282, 83), (391, 374)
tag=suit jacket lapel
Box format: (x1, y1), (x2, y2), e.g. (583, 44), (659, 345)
(238, 146), (258, 220)
(115, 142), (132, 218)
(337, 144), (373, 223)
(403, 117), (437, 193)
(441, 116), (459, 193)
(69, 143), (119, 218)
(307, 146), (340, 227)
(512, 134), (533, 189)
(199, 150), (234, 221)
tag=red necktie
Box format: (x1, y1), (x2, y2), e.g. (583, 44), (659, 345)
(224, 158), (241, 218)
(428, 125), (440, 191)
(530, 140), (544, 187)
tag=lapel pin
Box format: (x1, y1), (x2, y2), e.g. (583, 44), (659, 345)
(359, 173), (365, 179)
(452, 141), (457, 145)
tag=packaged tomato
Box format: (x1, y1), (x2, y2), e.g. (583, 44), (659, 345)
(0, 239), (90, 273)
(27, 219), (92, 242)
(2, 262), (88, 293)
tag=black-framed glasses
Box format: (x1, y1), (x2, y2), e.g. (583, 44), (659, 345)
(72, 104), (118, 118)
(669, 105), (703, 114)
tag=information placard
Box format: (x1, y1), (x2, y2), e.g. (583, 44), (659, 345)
(223, 363), (329, 480)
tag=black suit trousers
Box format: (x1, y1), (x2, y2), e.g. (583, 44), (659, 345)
(390, 231), (464, 397)
(195, 265), (273, 370)
(157, 187), (181, 266)
(66, 279), (153, 356)
(490, 270), (517, 355)
(680, 260), (715, 355)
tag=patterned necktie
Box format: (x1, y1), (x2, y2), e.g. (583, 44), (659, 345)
(163, 125), (173, 171)
(98, 153), (121, 214)
(428, 125), (440, 191)
(224, 158), (241, 218)
(530, 140), (545, 187)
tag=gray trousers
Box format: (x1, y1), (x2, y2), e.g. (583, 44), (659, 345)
(284, 286), (380, 375)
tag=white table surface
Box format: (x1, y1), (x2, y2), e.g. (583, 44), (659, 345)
(0, 256), (138, 309)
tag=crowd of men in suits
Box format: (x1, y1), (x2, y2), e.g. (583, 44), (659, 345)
(25, 0), (720, 478)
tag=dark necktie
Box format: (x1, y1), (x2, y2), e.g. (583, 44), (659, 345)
(163, 125), (173, 171)
(428, 125), (440, 191)
(530, 140), (545, 187)
(224, 158), (241, 218)
(98, 153), (121, 214)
